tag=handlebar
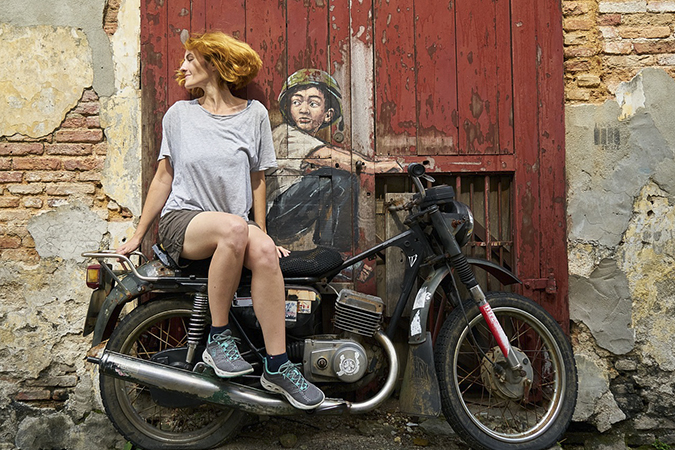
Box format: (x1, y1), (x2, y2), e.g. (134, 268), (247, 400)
(387, 163), (433, 212)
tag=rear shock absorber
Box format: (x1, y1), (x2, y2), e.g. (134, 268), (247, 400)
(186, 292), (209, 365)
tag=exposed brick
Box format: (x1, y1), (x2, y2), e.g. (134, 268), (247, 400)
(54, 129), (104, 144)
(52, 389), (69, 401)
(94, 142), (108, 155)
(23, 198), (43, 209)
(7, 184), (45, 195)
(24, 171), (76, 183)
(46, 143), (94, 156)
(27, 375), (79, 387)
(71, 102), (100, 116)
(0, 143), (44, 156)
(85, 116), (101, 128)
(620, 26), (672, 39)
(634, 39), (675, 53)
(61, 115), (88, 128)
(604, 54), (657, 67)
(0, 235), (22, 249)
(0, 197), (20, 208)
(599, 0), (647, 13)
(78, 171), (103, 182)
(63, 158), (104, 171)
(81, 89), (99, 102)
(13, 158), (61, 171)
(22, 234), (35, 248)
(45, 183), (96, 196)
(577, 74), (603, 87)
(564, 18), (594, 31)
(647, 0), (675, 12)
(0, 172), (23, 183)
(1, 248), (39, 263)
(565, 46), (599, 57)
(0, 159), (11, 170)
(598, 14), (623, 26)
(565, 59), (593, 72)
(563, 2), (591, 15)
(599, 26), (621, 40)
(565, 32), (589, 46)
(604, 41), (634, 54)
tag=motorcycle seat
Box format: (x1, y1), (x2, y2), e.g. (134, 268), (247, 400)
(152, 244), (343, 278)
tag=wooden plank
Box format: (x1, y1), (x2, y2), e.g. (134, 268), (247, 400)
(535, 0), (569, 329)
(190, 0), (206, 34)
(455, 0), (505, 155)
(352, 0), (377, 294)
(329, 0), (352, 150)
(244, 0), (286, 110)
(140, 0), (168, 255)
(287, 0), (329, 72)
(206, 0), (245, 38)
(167, 0), (191, 106)
(374, 0), (417, 156)
(511, 0), (542, 305)
(415, 0), (459, 156)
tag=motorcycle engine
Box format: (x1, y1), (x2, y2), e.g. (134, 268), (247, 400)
(302, 338), (368, 383)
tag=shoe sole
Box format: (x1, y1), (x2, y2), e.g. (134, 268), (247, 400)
(202, 349), (253, 378)
(260, 375), (325, 410)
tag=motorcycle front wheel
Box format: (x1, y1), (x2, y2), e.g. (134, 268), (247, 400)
(434, 292), (577, 450)
(99, 298), (247, 450)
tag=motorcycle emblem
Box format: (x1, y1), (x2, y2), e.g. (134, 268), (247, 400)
(336, 352), (360, 376)
(408, 254), (418, 267)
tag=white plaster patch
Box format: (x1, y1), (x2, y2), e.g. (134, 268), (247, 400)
(0, 24), (93, 138)
(615, 73), (646, 121)
(27, 203), (108, 261)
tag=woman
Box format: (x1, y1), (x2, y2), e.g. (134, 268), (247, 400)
(116, 31), (324, 410)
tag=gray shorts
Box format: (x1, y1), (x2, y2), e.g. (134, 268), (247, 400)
(158, 209), (258, 266)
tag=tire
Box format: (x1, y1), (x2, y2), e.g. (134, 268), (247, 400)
(100, 298), (247, 450)
(434, 292), (577, 450)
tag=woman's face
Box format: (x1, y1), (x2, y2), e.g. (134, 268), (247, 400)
(180, 50), (216, 90)
(289, 87), (334, 135)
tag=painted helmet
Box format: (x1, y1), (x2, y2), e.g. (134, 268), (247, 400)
(278, 69), (343, 129)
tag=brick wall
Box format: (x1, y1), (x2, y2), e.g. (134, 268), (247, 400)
(0, 89), (111, 265)
(564, 0), (675, 102)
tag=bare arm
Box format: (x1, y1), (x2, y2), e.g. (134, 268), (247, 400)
(116, 158), (174, 254)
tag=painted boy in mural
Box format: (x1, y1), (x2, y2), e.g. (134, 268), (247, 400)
(266, 69), (356, 252)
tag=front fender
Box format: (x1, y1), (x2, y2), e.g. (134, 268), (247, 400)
(408, 258), (521, 344)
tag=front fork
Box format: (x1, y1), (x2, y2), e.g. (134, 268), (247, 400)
(468, 285), (522, 370)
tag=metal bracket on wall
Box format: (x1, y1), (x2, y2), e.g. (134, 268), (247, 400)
(522, 275), (557, 294)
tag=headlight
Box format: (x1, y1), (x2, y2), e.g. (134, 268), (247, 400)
(440, 201), (474, 247)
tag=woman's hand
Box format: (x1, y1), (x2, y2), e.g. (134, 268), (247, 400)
(116, 234), (143, 256)
(276, 245), (290, 258)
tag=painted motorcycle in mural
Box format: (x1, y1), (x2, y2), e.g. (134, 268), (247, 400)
(82, 163), (577, 450)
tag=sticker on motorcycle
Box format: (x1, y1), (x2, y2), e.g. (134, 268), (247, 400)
(285, 301), (297, 322)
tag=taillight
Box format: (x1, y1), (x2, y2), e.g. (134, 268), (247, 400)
(86, 264), (101, 289)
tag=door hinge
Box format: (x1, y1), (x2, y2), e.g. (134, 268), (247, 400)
(522, 276), (557, 294)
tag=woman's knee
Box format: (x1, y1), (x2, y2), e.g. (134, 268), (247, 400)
(246, 235), (280, 270)
(213, 216), (249, 253)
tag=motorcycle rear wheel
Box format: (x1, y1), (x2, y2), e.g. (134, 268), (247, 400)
(434, 292), (577, 450)
(99, 298), (247, 450)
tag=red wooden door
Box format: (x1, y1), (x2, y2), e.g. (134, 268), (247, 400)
(140, 0), (568, 328)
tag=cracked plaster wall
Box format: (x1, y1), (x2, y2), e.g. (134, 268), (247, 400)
(0, 0), (140, 447)
(567, 67), (675, 433)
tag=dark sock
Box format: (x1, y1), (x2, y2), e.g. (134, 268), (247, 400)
(209, 324), (230, 340)
(266, 352), (289, 372)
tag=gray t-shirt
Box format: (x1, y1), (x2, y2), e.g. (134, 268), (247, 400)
(159, 99), (277, 220)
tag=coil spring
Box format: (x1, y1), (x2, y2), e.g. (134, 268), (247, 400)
(187, 293), (209, 347)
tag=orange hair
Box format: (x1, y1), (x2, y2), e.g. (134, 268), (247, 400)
(175, 32), (262, 96)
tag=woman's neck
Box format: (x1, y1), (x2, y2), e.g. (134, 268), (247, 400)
(198, 85), (247, 115)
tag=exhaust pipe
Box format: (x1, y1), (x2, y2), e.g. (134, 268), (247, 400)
(89, 330), (398, 416)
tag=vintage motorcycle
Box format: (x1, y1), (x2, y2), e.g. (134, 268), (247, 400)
(82, 163), (577, 450)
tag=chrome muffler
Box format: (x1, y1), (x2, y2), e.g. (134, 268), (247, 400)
(88, 330), (398, 415)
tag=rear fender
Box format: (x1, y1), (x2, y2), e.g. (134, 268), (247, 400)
(91, 260), (169, 346)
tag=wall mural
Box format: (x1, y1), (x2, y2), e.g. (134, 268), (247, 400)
(266, 68), (356, 253)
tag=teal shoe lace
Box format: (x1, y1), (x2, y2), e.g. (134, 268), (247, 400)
(278, 361), (309, 391)
(212, 333), (243, 361)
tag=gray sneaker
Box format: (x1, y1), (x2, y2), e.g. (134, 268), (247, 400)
(260, 360), (325, 410)
(202, 330), (253, 377)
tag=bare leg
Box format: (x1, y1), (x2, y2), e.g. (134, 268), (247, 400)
(182, 212), (249, 327)
(244, 225), (287, 356)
